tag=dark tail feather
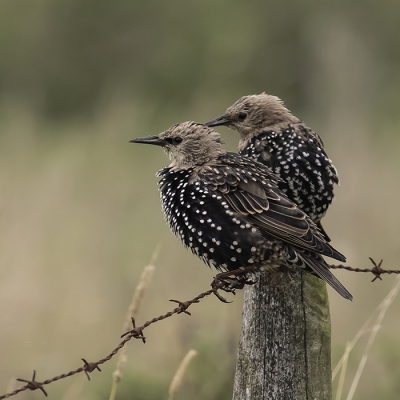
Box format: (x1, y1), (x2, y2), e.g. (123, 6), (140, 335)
(316, 220), (331, 242)
(300, 254), (353, 301)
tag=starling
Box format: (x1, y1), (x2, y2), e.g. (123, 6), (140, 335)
(205, 94), (338, 240)
(130, 121), (352, 300)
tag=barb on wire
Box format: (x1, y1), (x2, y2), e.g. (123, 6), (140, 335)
(169, 299), (194, 316)
(330, 258), (400, 282)
(81, 359), (101, 381)
(16, 371), (47, 397)
(121, 317), (146, 342)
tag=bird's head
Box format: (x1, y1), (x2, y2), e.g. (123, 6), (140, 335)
(205, 93), (298, 137)
(130, 121), (224, 170)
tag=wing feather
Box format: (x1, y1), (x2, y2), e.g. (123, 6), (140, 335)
(197, 153), (346, 262)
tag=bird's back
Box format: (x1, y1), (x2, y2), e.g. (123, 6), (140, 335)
(239, 123), (338, 225)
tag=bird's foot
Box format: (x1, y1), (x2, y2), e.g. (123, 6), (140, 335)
(211, 266), (259, 302)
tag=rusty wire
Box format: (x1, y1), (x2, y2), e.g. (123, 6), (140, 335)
(0, 283), (224, 400)
(1, 260), (399, 399)
(330, 258), (400, 282)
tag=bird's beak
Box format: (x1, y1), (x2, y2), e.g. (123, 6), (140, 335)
(129, 135), (166, 147)
(205, 115), (230, 127)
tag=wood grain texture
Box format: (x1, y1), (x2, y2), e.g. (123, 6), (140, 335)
(233, 269), (331, 400)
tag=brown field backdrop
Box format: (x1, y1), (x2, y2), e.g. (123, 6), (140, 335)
(0, 1), (400, 399)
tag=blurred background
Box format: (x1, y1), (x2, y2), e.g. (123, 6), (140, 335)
(0, 1), (400, 399)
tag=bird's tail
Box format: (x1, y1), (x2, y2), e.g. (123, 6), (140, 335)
(299, 253), (353, 301)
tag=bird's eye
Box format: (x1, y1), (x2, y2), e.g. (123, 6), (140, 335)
(238, 112), (247, 121)
(172, 137), (183, 145)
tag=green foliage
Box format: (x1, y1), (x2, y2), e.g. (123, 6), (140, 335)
(1, 0), (400, 122)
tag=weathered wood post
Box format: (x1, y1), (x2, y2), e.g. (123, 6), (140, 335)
(233, 269), (331, 400)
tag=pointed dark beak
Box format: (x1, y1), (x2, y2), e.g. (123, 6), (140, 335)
(205, 115), (230, 127)
(129, 135), (166, 147)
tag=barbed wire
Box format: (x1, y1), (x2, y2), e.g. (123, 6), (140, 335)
(0, 281), (228, 400)
(330, 258), (400, 282)
(1, 260), (399, 399)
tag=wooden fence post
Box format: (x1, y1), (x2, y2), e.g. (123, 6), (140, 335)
(233, 269), (331, 400)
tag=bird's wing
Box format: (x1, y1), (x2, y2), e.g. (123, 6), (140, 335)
(226, 183), (343, 259)
(198, 155), (345, 262)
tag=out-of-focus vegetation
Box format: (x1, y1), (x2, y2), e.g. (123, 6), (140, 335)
(0, 1), (399, 399)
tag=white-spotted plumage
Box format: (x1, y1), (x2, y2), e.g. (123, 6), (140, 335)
(205, 94), (339, 241)
(131, 121), (352, 300)
(240, 126), (338, 223)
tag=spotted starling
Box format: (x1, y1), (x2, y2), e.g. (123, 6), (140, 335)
(130, 122), (352, 300)
(205, 94), (338, 241)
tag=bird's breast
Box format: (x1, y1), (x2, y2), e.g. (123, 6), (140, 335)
(157, 170), (281, 271)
